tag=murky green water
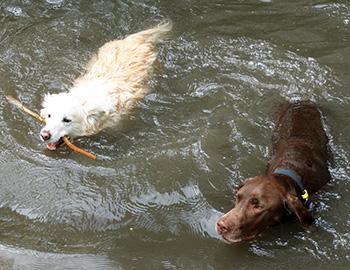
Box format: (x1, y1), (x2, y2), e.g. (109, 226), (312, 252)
(1, 0), (350, 269)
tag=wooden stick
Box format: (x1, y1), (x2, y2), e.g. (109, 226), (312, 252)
(6, 95), (45, 123)
(6, 95), (97, 160)
(62, 137), (97, 160)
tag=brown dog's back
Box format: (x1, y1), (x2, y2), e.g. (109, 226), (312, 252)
(267, 101), (331, 193)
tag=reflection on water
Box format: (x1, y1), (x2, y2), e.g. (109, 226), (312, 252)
(1, 0), (350, 269)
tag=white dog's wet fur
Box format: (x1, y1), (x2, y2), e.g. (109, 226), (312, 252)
(40, 21), (172, 150)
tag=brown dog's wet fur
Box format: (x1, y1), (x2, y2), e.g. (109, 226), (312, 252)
(216, 101), (331, 243)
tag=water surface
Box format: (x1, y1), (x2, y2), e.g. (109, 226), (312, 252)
(1, 0), (350, 269)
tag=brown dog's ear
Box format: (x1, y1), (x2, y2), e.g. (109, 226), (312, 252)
(284, 194), (316, 231)
(232, 184), (243, 194)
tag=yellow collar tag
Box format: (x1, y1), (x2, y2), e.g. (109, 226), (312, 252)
(301, 189), (309, 200)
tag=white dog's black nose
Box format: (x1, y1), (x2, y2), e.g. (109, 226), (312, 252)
(40, 130), (51, 141)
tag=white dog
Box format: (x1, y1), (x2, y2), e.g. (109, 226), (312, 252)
(40, 21), (172, 150)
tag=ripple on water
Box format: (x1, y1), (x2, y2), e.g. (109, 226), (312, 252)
(166, 36), (342, 104)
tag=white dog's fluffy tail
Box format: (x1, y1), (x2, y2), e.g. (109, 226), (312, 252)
(128, 20), (172, 44)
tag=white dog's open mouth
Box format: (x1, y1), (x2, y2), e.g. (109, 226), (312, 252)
(46, 138), (64, 151)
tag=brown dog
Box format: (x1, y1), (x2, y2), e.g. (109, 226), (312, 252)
(216, 101), (331, 243)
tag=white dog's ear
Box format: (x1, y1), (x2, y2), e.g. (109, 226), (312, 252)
(42, 93), (53, 105)
(81, 100), (106, 135)
(42, 93), (59, 108)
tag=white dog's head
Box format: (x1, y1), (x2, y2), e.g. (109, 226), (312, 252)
(40, 82), (117, 150)
(40, 93), (88, 150)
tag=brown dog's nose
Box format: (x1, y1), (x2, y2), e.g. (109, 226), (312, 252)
(40, 130), (51, 141)
(216, 219), (231, 234)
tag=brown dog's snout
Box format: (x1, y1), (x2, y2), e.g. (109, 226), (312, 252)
(216, 218), (231, 234)
(40, 130), (51, 141)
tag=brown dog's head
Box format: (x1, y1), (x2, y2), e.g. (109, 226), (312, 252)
(215, 175), (316, 243)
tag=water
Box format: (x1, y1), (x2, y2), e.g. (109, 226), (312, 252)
(0, 0), (350, 269)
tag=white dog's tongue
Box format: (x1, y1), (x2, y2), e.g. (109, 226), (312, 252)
(46, 140), (63, 151)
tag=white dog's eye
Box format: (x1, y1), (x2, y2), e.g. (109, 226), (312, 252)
(48, 114), (51, 118)
(63, 117), (72, 123)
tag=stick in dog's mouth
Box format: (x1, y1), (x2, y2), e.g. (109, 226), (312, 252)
(6, 95), (97, 160)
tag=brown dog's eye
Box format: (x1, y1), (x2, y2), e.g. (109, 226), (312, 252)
(251, 198), (259, 207)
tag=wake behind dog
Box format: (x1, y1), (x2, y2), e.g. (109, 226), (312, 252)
(40, 21), (172, 150)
